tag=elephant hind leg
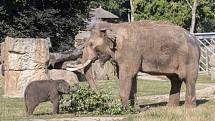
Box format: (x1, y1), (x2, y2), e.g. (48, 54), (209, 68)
(167, 74), (183, 107)
(27, 102), (38, 115)
(184, 66), (198, 107)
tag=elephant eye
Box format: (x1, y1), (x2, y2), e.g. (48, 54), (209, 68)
(89, 42), (93, 47)
(95, 48), (102, 56)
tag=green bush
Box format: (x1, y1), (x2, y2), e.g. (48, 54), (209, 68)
(60, 85), (137, 115)
(0, 0), (90, 51)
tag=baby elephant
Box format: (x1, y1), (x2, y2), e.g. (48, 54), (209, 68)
(24, 79), (78, 115)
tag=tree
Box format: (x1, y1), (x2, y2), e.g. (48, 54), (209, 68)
(133, 0), (215, 32)
(190, 0), (199, 33)
(195, 0), (215, 32)
(128, 0), (134, 22)
(0, 0), (91, 51)
(133, 0), (191, 28)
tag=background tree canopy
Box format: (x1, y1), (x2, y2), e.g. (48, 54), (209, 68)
(133, 0), (215, 32)
(0, 0), (90, 51)
(0, 0), (215, 51)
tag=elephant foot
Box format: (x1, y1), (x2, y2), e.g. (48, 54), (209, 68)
(167, 102), (179, 107)
(51, 112), (59, 115)
(184, 97), (196, 108)
(184, 103), (196, 108)
(122, 103), (129, 110)
(26, 112), (32, 116)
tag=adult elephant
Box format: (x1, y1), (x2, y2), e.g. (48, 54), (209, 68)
(67, 21), (200, 109)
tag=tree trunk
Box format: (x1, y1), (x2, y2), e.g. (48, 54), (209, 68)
(130, 0), (134, 22)
(190, 0), (198, 33)
(49, 45), (84, 68)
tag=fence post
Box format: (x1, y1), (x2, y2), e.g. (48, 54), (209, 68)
(206, 49), (209, 75)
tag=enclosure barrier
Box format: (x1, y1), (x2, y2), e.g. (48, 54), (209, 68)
(194, 32), (215, 74)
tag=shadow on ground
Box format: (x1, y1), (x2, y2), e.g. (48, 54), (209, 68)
(139, 99), (209, 109)
(33, 113), (51, 116)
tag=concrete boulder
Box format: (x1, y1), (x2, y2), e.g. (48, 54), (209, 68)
(209, 54), (215, 80)
(1, 42), (5, 64)
(48, 69), (79, 86)
(3, 37), (49, 70)
(4, 69), (49, 97)
(209, 54), (215, 67)
(2, 37), (49, 97)
(90, 60), (118, 80)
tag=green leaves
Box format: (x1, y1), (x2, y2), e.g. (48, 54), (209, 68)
(133, 0), (215, 32)
(0, 0), (90, 51)
(134, 0), (191, 28)
(60, 85), (137, 115)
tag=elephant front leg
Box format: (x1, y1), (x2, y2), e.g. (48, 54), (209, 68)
(119, 76), (132, 109)
(130, 75), (137, 107)
(119, 65), (138, 109)
(50, 95), (60, 114)
(85, 65), (97, 92)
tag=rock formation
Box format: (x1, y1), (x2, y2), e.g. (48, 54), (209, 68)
(2, 37), (49, 97)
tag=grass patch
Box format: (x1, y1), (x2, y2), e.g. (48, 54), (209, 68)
(0, 76), (4, 96)
(197, 74), (215, 83)
(122, 100), (215, 121)
(0, 74), (214, 120)
(96, 79), (208, 98)
(0, 97), (75, 121)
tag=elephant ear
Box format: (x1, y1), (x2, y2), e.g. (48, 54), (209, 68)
(100, 28), (117, 51)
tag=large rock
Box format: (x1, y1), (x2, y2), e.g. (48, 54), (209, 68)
(1, 42), (5, 64)
(4, 69), (49, 97)
(209, 54), (215, 67)
(2, 37), (49, 97)
(90, 60), (118, 80)
(210, 54), (215, 80)
(48, 69), (79, 85)
(3, 36), (49, 71)
(74, 31), (91, 47)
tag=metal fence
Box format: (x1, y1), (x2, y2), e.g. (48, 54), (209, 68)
(194, 32), (215, 74)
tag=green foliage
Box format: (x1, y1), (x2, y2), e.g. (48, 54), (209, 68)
(60, 85), (137, 115)
(133, 0), (215, 32)
(196, 0), (215, 32)
(0, 0), (90, 51)
(133, 0), (191, 29)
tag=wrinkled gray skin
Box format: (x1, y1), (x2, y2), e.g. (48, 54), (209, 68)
(81, 21), (200, 109)
(24, 79), (78, 115)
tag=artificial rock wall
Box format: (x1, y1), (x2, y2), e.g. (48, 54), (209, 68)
(2, 37), (49, 97)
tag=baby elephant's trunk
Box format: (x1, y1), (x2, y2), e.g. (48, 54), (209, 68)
(70, 84), (79, 92)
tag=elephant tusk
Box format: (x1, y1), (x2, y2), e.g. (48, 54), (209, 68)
(66, 60), (92, 71)
(66, 64), (84, 68)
